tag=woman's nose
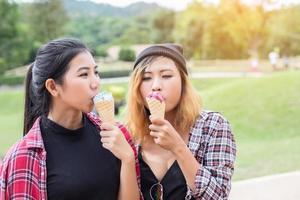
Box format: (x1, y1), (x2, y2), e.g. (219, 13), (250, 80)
(152, 78), (161, 91)
(91, 74), (100, 90)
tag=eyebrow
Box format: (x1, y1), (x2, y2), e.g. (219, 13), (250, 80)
(144, 69), (173, 74)
(77, 65), (98, 72)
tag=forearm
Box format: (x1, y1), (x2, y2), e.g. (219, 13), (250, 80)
(173, 143), (200, 191)
(193, 166), (231, 200)
(118, 159), (140, 200)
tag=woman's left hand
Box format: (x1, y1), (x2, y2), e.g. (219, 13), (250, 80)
(100, 122), (135, 164)
(149, 116), (186, 153)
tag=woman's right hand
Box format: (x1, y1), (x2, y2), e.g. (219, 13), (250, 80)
(100, 122), (135, 163)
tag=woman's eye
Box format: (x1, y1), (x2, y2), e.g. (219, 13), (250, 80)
(142, 77), (151, 81)
(162, 75), (172, 78)
(79, 73), (88, 77)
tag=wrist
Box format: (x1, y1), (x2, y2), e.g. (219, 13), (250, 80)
(121, 152), (135, 164)
(172, 141), (187, 157)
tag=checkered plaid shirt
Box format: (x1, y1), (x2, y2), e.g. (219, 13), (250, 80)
(187, 111), (236, 200)
(0, 113), (140, 200)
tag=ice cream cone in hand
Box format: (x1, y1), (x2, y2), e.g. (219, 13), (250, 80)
(93, 91), (115, 123)
(146, 92), (165, 119)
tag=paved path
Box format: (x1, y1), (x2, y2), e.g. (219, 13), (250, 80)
(229, 171), (300, 200)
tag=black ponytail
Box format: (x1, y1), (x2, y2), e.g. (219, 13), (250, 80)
(23, 38), (89, 135)
(23, 63), (35, 135)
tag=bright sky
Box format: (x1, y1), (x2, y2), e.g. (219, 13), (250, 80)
(92, 0), (300, 10)
(91, 0), (210, 10)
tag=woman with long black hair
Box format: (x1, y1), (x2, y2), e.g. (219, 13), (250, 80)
(0, 38), (140, 200)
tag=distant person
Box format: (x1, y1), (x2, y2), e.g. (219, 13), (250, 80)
(269, 50), (279, 71)
(251, 57), (259, 72)
(283, 55), (289, 70)
(0, 38), (140, 199)
(126, 44), (236, 199)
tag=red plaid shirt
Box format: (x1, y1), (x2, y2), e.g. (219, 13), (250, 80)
(0, 113), (140, 200)
(188, 111), (236, 199)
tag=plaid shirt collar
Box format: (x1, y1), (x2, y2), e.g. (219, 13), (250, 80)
(24, 117), (44, 150)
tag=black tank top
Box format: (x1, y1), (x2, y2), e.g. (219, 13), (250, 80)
(138, 147), (195, 200)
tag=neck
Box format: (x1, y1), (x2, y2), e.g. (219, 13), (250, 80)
(165, 109), (176, 127)
(48, 101), (83, 130)
(165, 108), (189, 138)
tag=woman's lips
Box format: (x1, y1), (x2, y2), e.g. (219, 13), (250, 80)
(147, 92), (165, 103)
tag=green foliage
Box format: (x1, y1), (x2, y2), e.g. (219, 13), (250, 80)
(118, 47), (136, 61)
(100, 70), (131, 78)
(0, 76), (25, 86)
(116, 15), (152, 45)
(69, 16), (131, 47)
(0, 59), (5, 75)
(151, 10), (175, 43)
(27, 41), (43, 63)
(94, 46), (108, 58)
(106, 85), (126, 101)
(0, 0), (31, 74)
(1, 0), (300, 76)
(63, 0), (161, 18)
(174, 1), (300, 59)
(266, 6), (300, 56)
(27, 0), (68, 43)
(174, 2), (209, 58)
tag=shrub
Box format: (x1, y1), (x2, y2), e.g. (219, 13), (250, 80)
(0, 59), (6, 75)
(95, 46), (108, 58)
(118, 47), (136, 61)
(100, 70), (131, 78)
(0, 76), (25, 85)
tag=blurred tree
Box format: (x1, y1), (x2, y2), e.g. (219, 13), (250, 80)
(266, 5), (300, 56)
(217, 0), (269, 58)
(116, 15), (152, 45)
(174, 1), (224, 59)
(0, 0), (31, 74)
(151, 10), (175, 43)
(5, 0), (285, 77)
(69, 16), (132, 48)
(175, 0), (270, 59)
(174, 2), (212, 58)
(27, 0), (68, 43)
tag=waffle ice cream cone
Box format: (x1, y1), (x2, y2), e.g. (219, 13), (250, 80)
(93, 92), (115, 123)
(146, 92), (165, 119)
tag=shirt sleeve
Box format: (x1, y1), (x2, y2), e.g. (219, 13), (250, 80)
(0, 158), (5, 199)
(192, 113), (236, 200)
(117, 123), (140, 177)
(0, 145), (43, 200)
(117, 123), (143, 200)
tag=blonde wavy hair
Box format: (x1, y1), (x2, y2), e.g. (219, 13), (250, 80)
(126, 56), (202, 144)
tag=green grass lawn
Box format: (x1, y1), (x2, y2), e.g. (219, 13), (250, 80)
(0, 91), (24, 154)
(201, 71), (300, 180)
(0, 71), (299, 181)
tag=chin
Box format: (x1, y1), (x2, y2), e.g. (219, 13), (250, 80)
(81, 105), (94, 113)
(86, 107), (94, 113)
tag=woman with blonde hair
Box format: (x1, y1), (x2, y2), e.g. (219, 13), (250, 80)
(126, 44), (236, 200)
